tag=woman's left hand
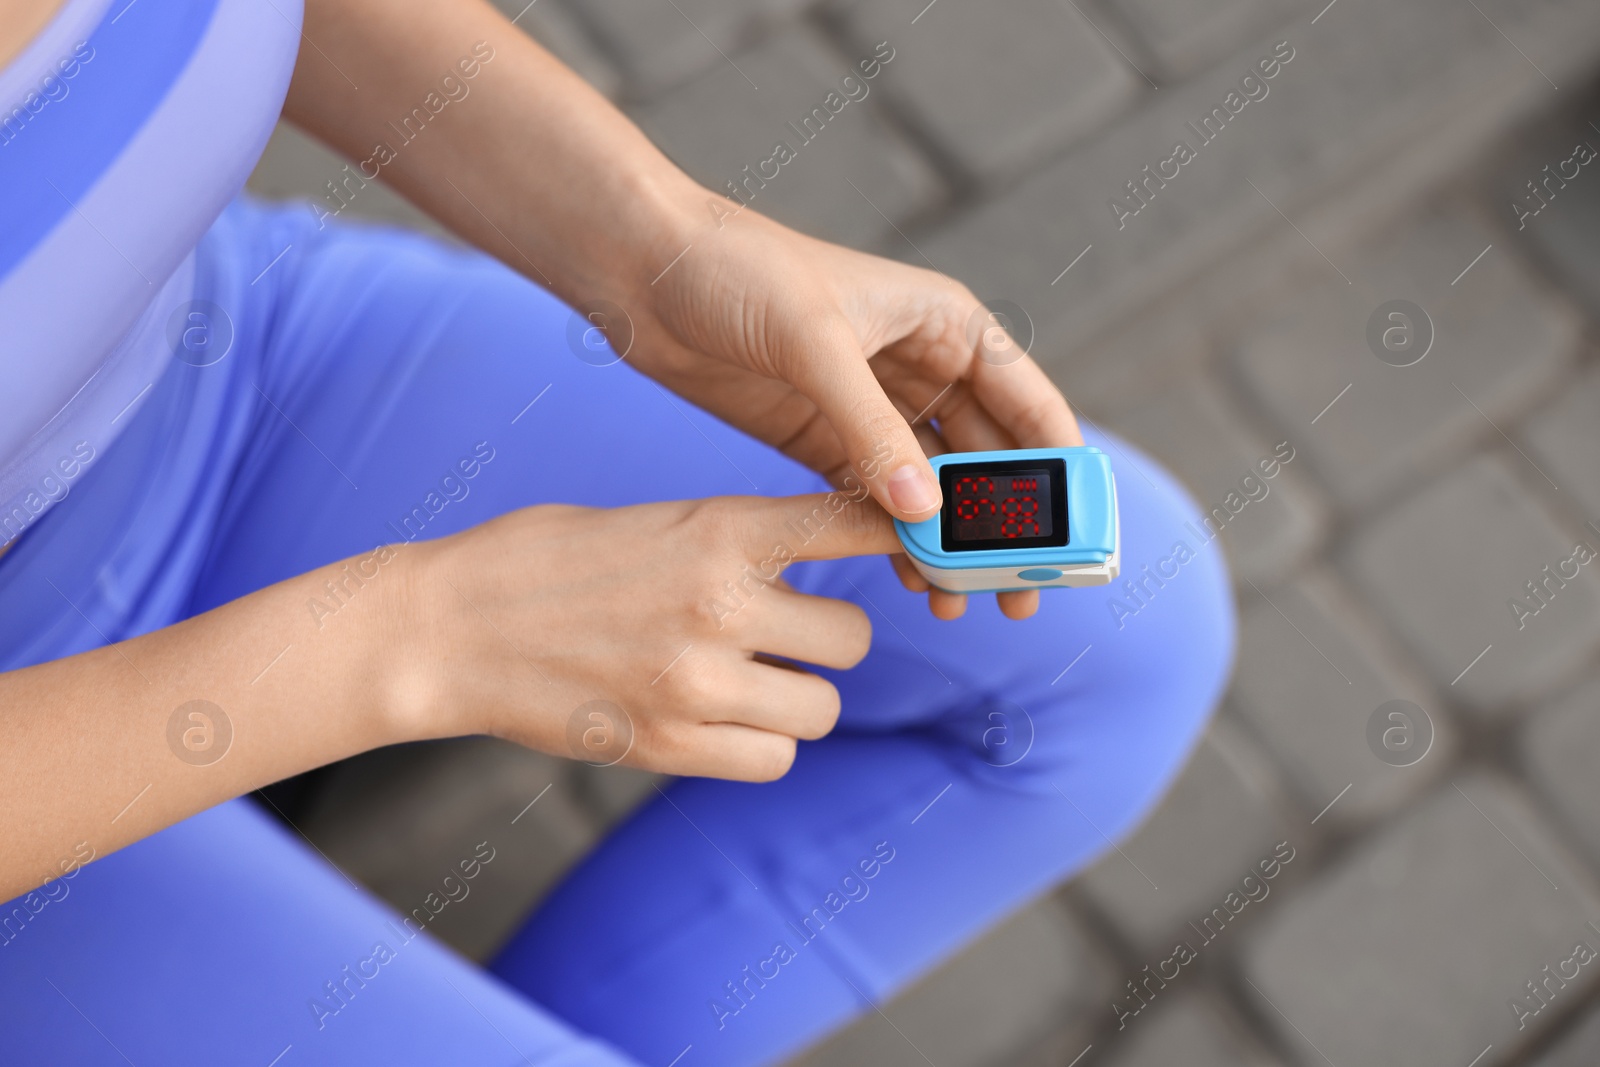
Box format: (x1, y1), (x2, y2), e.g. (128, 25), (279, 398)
(617, 198), (1083, 621)
(285, 0), (1080, 617)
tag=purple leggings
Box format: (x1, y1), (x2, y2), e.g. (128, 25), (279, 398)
(0, 198), (1235, 1066)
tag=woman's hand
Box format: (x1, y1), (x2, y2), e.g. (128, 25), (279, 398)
(401, 492), (898, 781)
(0, 490), (890, 898)
(285, 0), (1082, 618)
(615, 201), (1083, 621)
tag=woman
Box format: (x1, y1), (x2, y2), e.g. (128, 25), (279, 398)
(0, 0), (1235, 1062)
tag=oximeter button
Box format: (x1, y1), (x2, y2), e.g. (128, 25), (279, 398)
(1017, 568), (1063, 582)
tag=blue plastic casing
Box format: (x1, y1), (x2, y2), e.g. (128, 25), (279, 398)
(892, 446), (1119, 593)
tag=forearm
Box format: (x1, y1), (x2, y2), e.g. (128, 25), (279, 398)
(0, 545), (423, 901)
(284, 0), (702, 312)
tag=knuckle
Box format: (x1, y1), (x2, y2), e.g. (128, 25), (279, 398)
(688, 497), (739, 546)
(665, 658), (721, 711)
(689, 590), (735, 633)
(632, 719), (695, 775)
(854, 406), (916, 454)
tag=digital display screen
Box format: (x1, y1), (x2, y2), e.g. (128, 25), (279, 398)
(939, 458), (1069, 552)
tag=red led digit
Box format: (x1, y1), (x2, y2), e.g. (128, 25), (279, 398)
(945, 465), (1052, 546)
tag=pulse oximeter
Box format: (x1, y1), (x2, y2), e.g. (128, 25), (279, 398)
(892, 447), (1119, 593)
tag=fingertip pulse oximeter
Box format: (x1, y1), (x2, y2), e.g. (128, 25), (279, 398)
(892, 447), (1119, 593)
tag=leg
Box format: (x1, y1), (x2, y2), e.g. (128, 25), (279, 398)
(0, 197), (1232, 1066)
(184, 199), (1233, 1066)
(492, 429), (1236, 1065)
(0, 196), (827, 1067)
(0, 197), (737, 1067)
(0, 798), (640, 1066)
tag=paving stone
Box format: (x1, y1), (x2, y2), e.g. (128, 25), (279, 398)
(1525, 364), (1600, 525)
(1102, 0), (1302, 80)
(1233, 203), (1579, 511)
(566, 762), (669, 830)
(1106, 374), (1325, 586)
(629, 26), (941, 249)
(1532, 1005), (1600, 1067)
(919, 0), (1600, 364)
(568, 0), (810, 99)
(1240, 772), (1600, 1067)
(485, 0), (621, 98)
(830, 0), (1139, 183)
(1095, 992), (1283, 1067)
(247, 123), (454, 241)
(1515, 159), (1600, 321)
(1230, 568), (1454, 830)
(1521, 673), (1600, 874)
(1345, 453), (1600, 717)
(1484, 85), (1600, 320)
(1048, 285), (1216, 418)
(298, 737), (599, 961)
(787, 895), (1112, 1067)
(1074, 718), (1302, 953)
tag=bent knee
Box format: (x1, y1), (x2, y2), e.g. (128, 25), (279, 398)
(968, 432), (1236, 819)
(1088, 428), (1237, 702)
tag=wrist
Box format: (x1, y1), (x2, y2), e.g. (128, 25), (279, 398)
(593, 163), (707, 301)
(355, 538), (455, 747)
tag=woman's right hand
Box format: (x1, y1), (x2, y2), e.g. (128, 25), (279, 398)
(392, 492), (901, 782)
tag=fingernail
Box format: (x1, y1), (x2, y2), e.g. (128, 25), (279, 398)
(887, 464), (938, 515)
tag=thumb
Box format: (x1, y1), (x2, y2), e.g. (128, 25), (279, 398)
(791, 328), (941, 522)
(747, 492), (902, 564)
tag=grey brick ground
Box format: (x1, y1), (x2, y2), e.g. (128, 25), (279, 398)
(1095, 992), (1282, 1067)
(567, 763), (669, 830)
(788, 894), (1112, 1067)
(1233, 203), (1579, 512)
(1525, 365), (1600, 526)
(1345, 453), (1600, 717)
(247, 123), (453, 239)
(1516, 165), (1600, 320)
(298, 737), (598, 961)
(1533, 1007), (1600, 1067)
(1107, 373), (1324, 586)
(1521, 674), (1600, 875)
(630, 25), (941, 247)
(1099, 0), (1300, 80)
(920, 0), (1600, 363)
(1484, 72), (1600, 322)
(566, 0), (810, 99)
(1241, 772), (1600, 1067)
(1229, 568), (1453, 831)
(829, 0), (1139, 185)
(1073, 718), (1302, 953)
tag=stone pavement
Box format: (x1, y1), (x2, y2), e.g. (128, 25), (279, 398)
(247, 0), (1600, 1063)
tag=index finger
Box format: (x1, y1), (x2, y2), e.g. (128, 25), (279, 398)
(783, 319), (943, 523)
(742, 491), (902, 565)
